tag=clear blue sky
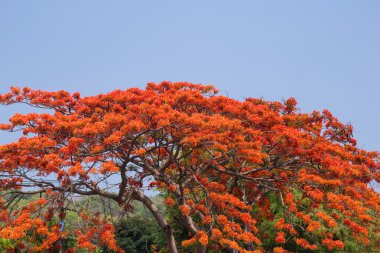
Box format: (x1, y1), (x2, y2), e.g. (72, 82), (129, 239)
(0, 1), (379, 151)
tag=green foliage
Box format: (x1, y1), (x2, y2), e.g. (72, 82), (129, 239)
(254, 190), (379, 253)
(0, 238), (13, 253)
(102, 216), (166, 253)
(165, 200), (190, 252)
(254, 191), (286, 251)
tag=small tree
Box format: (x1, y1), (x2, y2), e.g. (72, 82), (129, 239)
(0, 82), (379, 252)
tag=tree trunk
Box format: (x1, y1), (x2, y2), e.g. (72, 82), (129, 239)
(132, 189), (178, 253)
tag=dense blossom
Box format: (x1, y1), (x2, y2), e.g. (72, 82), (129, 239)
(0, 82), (379, 252)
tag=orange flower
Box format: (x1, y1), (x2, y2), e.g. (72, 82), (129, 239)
(275, 231), (286, 244)
(322, 238), (344, 250)
(202, 215), (212, 224)
(274, 247), (288, 253)
(179, 205), (191, 216)
(306, 221), (321, 232)
(211, 229), (223, 239)
(164, 197), (175, 207)
(198, 230), (209, 246)
(36, 198), (47, 206)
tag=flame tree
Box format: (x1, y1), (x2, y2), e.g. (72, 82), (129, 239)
(0, 82), (379, 253)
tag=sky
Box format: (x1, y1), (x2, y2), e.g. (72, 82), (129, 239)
(0, 1), (379, 151)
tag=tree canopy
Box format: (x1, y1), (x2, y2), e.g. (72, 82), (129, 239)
(0, 82), (379, 252)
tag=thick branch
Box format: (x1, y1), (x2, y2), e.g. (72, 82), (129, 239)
(132, 189), (178, 253)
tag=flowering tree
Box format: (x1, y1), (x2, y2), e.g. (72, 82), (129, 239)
(0, 82), (379, 252)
